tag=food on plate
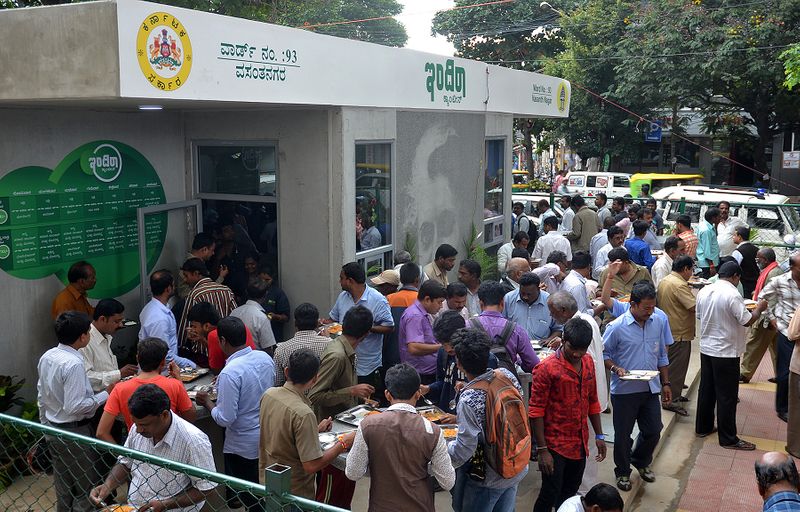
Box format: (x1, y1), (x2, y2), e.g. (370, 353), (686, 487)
(420, 410), (447, 422)
(365, 411), (381, 417)
(441, 427), (458, 439)
(617, 295), (630, 303)
(101, 506), (136, 512)
(328, 324), (343, 335)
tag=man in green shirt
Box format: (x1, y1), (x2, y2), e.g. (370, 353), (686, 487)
(307, 305), (375, 508)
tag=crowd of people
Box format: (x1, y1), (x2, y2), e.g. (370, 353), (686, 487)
(34, 191), (800, 512)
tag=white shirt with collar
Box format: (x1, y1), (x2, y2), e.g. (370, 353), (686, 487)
(37, 343), (108, 424)
(121, 412), (217, 512)
(589, 230), (608, 262)
(80, 323), (121, 392)
(717, 216), (747, 257)
(531, 231), (572, 264)
(230, 300), (277, 349)
(651, 253), (674, 290)
(696, 279), (753, 358)
(562, 270), (592, 317)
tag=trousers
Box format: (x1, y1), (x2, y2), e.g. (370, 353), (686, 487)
(47, 423), (101, 512)
(534, 450), (586, 512)
(777, 333), (793, 416)
(668, 340), (692, 400)
(696, 354), (740, 446)
(610, 392), (662, 478)
(739, 321), (778, 379)
(224, 453), (262, 511)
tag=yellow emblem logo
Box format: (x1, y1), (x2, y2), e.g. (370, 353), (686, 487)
(136, 12), (192, 91)
(556, 81), (569, 113)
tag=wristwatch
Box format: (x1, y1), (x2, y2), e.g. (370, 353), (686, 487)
(595, 434), (605, 441)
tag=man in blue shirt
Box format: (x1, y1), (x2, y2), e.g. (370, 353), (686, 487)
(697, 207), (722, 278)
(139, 270), (197, 369)
(196, 316), (275, 511)
(503, 272), (561, 342)
(603, 280), (673, 493)
(757, 451), (800, 512)
(625, 220), (656, 271)
(328, 262), (394, 400)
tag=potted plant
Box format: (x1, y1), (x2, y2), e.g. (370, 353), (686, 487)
(0, 376), (39, 492)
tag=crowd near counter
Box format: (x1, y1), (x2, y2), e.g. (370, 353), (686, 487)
(36, 192), (800, 512)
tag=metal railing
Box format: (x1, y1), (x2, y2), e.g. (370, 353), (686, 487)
(0, 413), (347, 512)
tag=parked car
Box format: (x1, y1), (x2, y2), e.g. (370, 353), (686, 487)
(563, 171), (631, 198)
(512, 193), (566, 227)
(652, 185), (800, 260)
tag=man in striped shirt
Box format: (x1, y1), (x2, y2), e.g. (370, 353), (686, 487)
(274, 303), (331, 386)
(178, 257), (238, 354)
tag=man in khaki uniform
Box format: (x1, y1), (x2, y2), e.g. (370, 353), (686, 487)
(564, 195), (601, 254)
(656, 255), (697, 416)
(259, 349), (355, 499)
(307, 305), (376, 508)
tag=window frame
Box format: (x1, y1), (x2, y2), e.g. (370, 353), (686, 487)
(355, 140), (395, 276)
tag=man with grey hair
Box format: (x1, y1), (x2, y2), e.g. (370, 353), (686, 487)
(393, 251), (413, 272)
(501, 257), (532, 291)
(547, 291), (608, 493)
(755, 451), (800, 511)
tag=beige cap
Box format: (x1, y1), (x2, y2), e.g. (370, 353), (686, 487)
(370, 269), (400, 286)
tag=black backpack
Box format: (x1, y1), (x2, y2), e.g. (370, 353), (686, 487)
(516, 213), (538, 247)
(470, 317), (518, 375)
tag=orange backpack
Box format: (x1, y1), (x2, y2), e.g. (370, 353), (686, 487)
(465, 369), (531, 478)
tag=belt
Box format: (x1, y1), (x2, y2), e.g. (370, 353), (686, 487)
(50, 417), (92, 429)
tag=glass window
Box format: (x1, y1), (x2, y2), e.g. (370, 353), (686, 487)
(613, 175), (630, 188)
(356, 143), (392, 253)
(484, 140), (505, 219)
(586, 176), (597, 187)
(198, 145), (277, 196)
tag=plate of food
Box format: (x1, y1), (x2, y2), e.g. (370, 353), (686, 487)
(334, 404), (381, 426)
(744, 299), (758, 311)
(178, 367), (209, 382)
(616, 294), (630, 303)
(187, 384), (217, 401)
(417, 406), (449, 423)
(651, 250), (664, 256)
(530, 339), (543, 351)
(101, 506), (136, 512)
(688, 277), (711, 287)
(319, 430), (356, 450)
(619, 370), (660, 381)
(538, 348), (556, 361)
(440, 425), (458, 440)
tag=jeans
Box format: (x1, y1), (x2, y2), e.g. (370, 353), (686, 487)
(452, 465), (518, 512)
(610, 392), (663, 478)
(777, 332), (793, 416)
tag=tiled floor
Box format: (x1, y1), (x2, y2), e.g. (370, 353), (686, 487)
(675, 356), (783, 512)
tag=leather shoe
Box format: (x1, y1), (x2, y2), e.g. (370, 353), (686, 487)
(739, 375), (750, 383)
(779, 412), (789, 423)
(697, 427), (718, 438)
(722, 439), (756, 451)
(769, 377), (778, 383)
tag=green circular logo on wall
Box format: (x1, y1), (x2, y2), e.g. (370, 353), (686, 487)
(0, 210), (7, 224)
(0, 245), (9, 260)
(80, 143), (123, 183)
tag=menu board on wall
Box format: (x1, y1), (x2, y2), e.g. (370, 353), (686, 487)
(0, 141), (168, 297)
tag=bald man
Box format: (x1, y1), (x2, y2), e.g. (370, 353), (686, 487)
(501, 257), (532, 291)
(755, 451), (800, 511)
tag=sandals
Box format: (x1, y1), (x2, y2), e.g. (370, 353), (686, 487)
(663, 404), (689, 416)
(616, 476), (632, 491)
(696, 427), (718, 438)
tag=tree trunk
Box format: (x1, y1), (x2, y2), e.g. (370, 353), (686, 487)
(752, 109), (772, 178)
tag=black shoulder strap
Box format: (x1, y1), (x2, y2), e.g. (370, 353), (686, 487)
(470, 317), (486, 333)
(498, 320), (516, 347)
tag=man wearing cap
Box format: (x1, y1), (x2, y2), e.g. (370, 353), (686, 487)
(695, 261), (766, 450)
(370, 269), (400, 297)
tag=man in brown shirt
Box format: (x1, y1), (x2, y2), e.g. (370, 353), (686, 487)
(564, 195), (602, 254)
(656, 255), (697, 415)
(423, 244), (458, 286)
(259, 349), (355, 499)
(307, 304), (376, 508)
(345, 363), (455, 511)
(51, 261), (96, 319)
(598, 247), (652, 325)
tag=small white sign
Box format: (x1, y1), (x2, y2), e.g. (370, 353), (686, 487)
(784, 151), (800, 169)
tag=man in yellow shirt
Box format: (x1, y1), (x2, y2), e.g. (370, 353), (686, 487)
(51, 261), (96, 319)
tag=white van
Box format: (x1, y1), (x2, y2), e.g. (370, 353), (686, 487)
(652, 185), (800, 259)
(563, 172), (631, 198)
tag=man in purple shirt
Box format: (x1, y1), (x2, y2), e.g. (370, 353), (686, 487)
(399, 281), (447, 384)
(471, 281), (540, 373)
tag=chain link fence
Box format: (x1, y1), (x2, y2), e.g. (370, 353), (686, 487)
(654, 197), (800, 259)
(0, 413), (347, 512)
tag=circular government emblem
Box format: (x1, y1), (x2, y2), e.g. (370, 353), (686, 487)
(556, 81), (569, 113)
(136, 12), (192, 91)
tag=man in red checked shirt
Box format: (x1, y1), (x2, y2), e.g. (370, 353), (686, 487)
(529, 317), (607, 512)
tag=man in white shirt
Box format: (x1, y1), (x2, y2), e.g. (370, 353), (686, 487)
(345, 363), (455, 508)
(39, 311), (114, 512)
(595, 193), (612, 225)
(230, 278), (277, 354)
(90, 384), (217, 512)
(532, 215), (572, 264)
(534, 251), (570, 294)
(497, 231), (530, 275)
(695, 262), (766, 450)
(590, 217), (616, 263)
(592, 226), (625, 280)
(81, 299), (138, 393)
(561, 251), (597, 317)
(537, 198), (558, 221)
(501, 257), (533, 292)
(651, 236), (686, 289)
(559, 194), (575, 232)
(557, 483), (623, 512)
(717, 201), (747, 258)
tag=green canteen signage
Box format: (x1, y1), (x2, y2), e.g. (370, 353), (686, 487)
(0, 141), (167, 297)
(425, 59), (466, 106)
